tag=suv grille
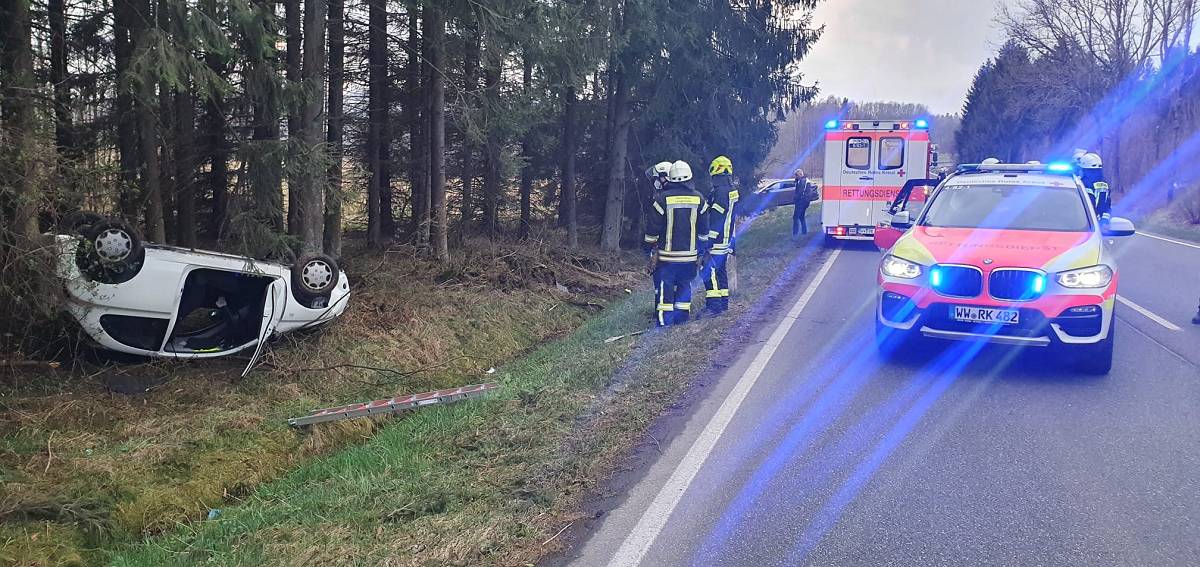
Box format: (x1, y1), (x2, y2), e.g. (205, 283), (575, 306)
(931, 265), (982, 298)
(989, 269), (1047, 301)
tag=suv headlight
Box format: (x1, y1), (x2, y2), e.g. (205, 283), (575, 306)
(881, 255), (923, 279)
(1056, 265), (1113, 289)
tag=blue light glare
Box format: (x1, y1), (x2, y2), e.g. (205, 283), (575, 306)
(930, 267), (943, 287)
(1031, 275), (1046, 294)
(1047, 162), (1074, 172)
(914, 119), (929, 129)
(825, 119), (839, 130)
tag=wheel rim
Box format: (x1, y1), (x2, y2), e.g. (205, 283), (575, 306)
(301, 260), (334, 291)
(94, 229), (133, 263)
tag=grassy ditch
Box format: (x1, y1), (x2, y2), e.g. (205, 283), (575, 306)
(97, 206), (825, 566)
(1135, 208), (1200, 243)
(0, 234), (642, 566)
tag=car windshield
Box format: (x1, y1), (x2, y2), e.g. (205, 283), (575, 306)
(919, 182), (1091, 232)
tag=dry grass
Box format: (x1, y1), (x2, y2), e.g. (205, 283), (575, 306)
(0, 231), (641, 566)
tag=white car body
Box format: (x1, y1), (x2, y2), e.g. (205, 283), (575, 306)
(57, 236), (350, 359)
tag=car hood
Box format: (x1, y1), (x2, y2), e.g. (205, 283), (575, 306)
(891, 226), (1102, 272)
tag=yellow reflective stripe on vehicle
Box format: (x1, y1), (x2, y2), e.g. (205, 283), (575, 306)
(666, 195), (702, 205)
(653, 201), (665, 214)
(890, 235), (936, 265)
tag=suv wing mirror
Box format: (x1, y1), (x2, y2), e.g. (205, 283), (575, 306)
(1101, 216), (1136, 237)
(891, 210), (913, 230)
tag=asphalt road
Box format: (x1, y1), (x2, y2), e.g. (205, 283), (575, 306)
(566, 231), (1200, 567)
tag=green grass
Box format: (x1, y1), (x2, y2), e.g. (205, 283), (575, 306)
(1136, 209), (1200, 243)
(101, 207), (821, 566)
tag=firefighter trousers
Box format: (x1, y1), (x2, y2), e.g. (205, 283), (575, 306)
(704, 253), (730, 313)
(653, 262), (698, 327)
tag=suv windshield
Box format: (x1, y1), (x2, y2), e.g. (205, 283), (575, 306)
(919, 183), (1091, 232)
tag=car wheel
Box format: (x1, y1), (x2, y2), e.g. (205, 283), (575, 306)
(75, 218), (145, 284)
(1073, 324), (1114, 375)
(291, 253), (340, 307)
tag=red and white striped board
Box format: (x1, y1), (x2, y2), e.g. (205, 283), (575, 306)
(287, 382), (500, 427)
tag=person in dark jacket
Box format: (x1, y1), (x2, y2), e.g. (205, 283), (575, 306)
(792, 168), (815, 236)
(1193, 299), (1200, 325)
(643, 161), (710, 327)
(703, 156), (739, 315)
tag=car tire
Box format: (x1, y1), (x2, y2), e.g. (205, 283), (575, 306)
(291, 253), (340, 308)
(1073, 324), (1114, 375)
(75, 218), (145, 284)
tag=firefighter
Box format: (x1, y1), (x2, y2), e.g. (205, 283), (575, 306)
(643, 161), (710, 326)
(704, 156), (738, 315)
(1077, 152), (1111, 217)
(792, 168), (814, 236)
(1193, 300), (1200, 325)
(646, 161), (672, 192)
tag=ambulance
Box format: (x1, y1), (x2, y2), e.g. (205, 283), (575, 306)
(821, 118), (937, 244)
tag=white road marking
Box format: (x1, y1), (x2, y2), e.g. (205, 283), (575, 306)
(1117, 295), (1182, 332)
(1139, 231), (1200, 250)
(607, 249), (843, 567)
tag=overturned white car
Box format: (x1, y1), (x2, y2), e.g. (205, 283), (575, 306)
(56, 216), (350, 359)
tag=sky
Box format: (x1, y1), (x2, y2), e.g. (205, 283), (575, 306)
(800, 0), (1010, 115)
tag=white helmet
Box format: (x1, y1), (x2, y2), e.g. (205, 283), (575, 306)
(1078, 152), (1102, 169)
(981, 157), (1001, 165)
(667, 160), (693, 183)
(653, 161), (672, 177)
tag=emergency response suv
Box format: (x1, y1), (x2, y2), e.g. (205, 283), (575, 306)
(822, 118), (937, 243)
(874, 162), (1136, 374)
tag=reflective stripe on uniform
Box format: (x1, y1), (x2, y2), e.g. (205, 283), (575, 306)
(644, 235), (659, 243)
(665, 195), (702, 205)
(653, 202), (665, 214)
(711, 203), (726, 214)
(674, 302), (691, 311)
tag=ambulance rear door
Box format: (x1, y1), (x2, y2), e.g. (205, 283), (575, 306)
(824, 131), (878, 238)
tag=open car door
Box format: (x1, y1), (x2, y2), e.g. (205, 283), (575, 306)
(874, 178), (939, 250)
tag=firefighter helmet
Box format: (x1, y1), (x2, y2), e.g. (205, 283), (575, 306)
(1078, 152), (1102, 169)
(668, 161), (693, 183)
(653, 161), (672, 177)
(981, 157), (1001, 165)
(709, 156), (734, 176)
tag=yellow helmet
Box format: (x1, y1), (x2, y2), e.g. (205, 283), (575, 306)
(709, 155), (733, 176)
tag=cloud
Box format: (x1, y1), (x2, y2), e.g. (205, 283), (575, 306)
(800, 0), (1009, 114)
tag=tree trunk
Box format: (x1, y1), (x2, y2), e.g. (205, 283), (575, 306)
(600, 69), (631, 251)
(518, 55), (533, 240)
(134, 0), (166, 242)
(292, 0), (326, 253)
(1, 0), (39, 240)
(48, 0), (71, 153)
(284, 0), (302, 235)
(458, 12), (481, 232)
(365, 0), (384, 246)
(415, 7), (433, 247)
(561, 85), (579, 249)
(429, 5), (448, 263)
(405, 1), (425, 240)
(481, 55), (501, 237)
(114, 0), (139, 219)
(324, 0), (344, 257)
(175, 87), (197, 247)
(248, 0), (284, 234)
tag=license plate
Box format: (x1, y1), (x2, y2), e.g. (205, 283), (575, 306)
(952, 306), (1019, 325)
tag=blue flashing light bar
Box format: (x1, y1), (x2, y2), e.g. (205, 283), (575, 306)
(914, 119), (929, 129)
(930, 267), (943, 288)
(825, 119), (839, 130)
(1046, 162), (1075, 173)
(1031, 274), (1047, 294)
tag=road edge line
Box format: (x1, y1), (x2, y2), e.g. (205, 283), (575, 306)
(1139, 231), (1200, 250)
(607, 248), (843, 567)
(1117, 295), (1182, 332)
